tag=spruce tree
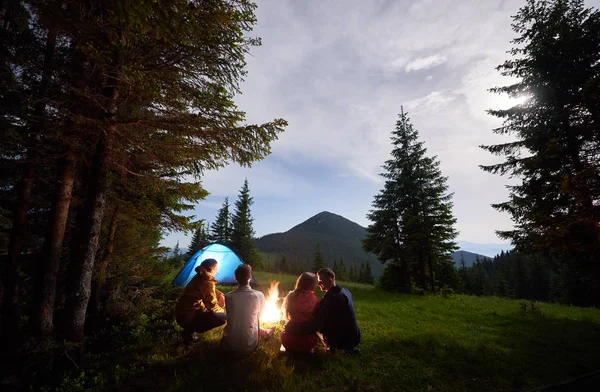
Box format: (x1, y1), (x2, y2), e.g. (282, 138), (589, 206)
(481, 0), (600, 305)
(358, 262), (367, 283)
(349, 264), (357, 282)
(363, 109), (458, 293)
(187, 223), (210, 259)
(337, 259), (349, 281)
(230, 179), (262, 269)
(211, 198), (232, 245)
(279, 256), (289, 274)
(364, 262), (374, 285)
(312, 243), (327, 273)
(1, 0), (288, 346)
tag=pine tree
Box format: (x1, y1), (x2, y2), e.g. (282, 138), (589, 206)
(458, 253), (468, 292)
(173, 241), (181, 259)
(364, 262), (374, 285)
(171, 241), (185, 266)
(332, 260), (339, 275)
(481, 0), (600, 305)
(211, 198), (232, 245)
(279, 256), (289, 274)
(363, 109), (458, 293)
(337, 259), (349, 281)
(312, 243), (327, 273)
(349, 264), (357, 282)
(187, 223), (210, 259)
(1, 0), (288, 346)
(230, 179), (262, 269)
(358, 262), (366, 283)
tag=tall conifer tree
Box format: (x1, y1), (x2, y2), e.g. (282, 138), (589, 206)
(230, 179), (262, 268)
(363, 109), (458, 292)
(481, 0), (600, 305)
(211, 198), (232, 245)
(312, 243), (327, 273)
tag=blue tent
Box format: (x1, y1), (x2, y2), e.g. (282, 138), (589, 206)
(172, 243), (255, 286)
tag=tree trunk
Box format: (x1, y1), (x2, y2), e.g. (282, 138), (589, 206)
(90, 205), (119, 317)
(428, 256), (436, 294)
(1, 26), (57, 341)
(63, 131), (112, 344)
(1, 162), (35, 340)
(30, 152), (77, 337)
(418, 250), (426, 290)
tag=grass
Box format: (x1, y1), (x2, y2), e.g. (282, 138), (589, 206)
(104, 271), (600, 391)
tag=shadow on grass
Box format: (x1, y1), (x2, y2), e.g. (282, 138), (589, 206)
(121, 337), (329, 392)
(364, 313), (600, 392)
(120, 301), (600, 392)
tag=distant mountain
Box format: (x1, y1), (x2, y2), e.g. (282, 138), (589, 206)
(254, 211), (384, 277)
(452, 250), (491, 268)
(457, 241), (513, 258)
(255, 211), (501, 278)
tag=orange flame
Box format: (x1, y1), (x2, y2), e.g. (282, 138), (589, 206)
(260, 281), (282, 323)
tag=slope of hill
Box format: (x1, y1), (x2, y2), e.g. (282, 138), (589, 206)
(452, 250), (491, 267)
(255, 211), (494, 277)
(255, 211), (384, 276)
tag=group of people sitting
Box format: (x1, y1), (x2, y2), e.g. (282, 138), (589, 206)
(174, 258), (361, 356)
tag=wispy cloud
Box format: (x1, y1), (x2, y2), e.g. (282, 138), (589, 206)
(404, 55), (447, 72)
(165, 0), (592, 247)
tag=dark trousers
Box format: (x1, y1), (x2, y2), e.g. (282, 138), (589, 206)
(184, 311), (227, 337)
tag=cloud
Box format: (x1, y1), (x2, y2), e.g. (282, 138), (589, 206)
(167, 0), (572, 245)
(404, 55), (447, 72)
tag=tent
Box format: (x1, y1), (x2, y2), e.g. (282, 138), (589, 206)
(172, 243), (256, 286)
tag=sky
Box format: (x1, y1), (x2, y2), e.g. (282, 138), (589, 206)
(162, 0), (600, 250)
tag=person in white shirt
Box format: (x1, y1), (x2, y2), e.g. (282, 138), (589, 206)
(222, 264), (275, 355)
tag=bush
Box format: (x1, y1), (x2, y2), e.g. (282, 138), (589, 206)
(519, 300), (544, 316)
(378, 263), (411, 293)
(440, 286), (455, 298)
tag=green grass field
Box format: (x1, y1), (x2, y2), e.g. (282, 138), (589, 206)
(117, 271), (600, 392)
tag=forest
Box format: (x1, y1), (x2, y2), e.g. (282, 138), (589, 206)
(1, 0), (600, 390)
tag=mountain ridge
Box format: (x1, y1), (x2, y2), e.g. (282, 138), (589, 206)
(254, 211), (501, 277)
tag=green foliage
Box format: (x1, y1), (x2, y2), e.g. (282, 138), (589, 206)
(28, 271), (600, 392)
(312, 243), (327, 273)
(210, 197), (232, 246)
(378, 263), (408, 292)
(186, 223), (211, 259)
(363, 110), (458, 292)
(519, 301), (544, 317)
(230, 179), (262, 269)
(481, 0), (600, 305)
(348, 263), (358, 282)
(335, 259), (349, 281)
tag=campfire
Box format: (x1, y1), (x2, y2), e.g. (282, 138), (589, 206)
(259, 281), (283, 324)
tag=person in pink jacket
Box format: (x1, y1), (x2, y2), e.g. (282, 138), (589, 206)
(280, 272), (320, 353)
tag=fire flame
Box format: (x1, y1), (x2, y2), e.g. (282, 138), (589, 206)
(260, 281), (282, 324)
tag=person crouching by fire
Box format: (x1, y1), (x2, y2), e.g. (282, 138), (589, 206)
(175, 258), (227, 343)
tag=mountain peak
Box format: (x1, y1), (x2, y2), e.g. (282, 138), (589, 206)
(288, 211), (365, 237)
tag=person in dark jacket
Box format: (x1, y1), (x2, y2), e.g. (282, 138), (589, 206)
(175, 258), (227, 342)
(314, 268), (360, 354)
